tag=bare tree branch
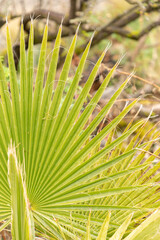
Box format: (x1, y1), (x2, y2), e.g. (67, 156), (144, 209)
(3, 0), (160, 68)
(84, 1), (160, 48)
(125, 0), (146, 10)
(79, 0), (89, 11)
(125, 0), (139, 4)
(103, 20), (160, 40)
(125, 0), (143, 5)
(69, 0), (77, 19)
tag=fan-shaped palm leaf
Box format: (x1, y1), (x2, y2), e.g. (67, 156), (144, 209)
(0, 21), (160, 239)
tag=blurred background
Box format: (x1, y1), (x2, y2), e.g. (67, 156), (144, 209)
(0, 0), (160, 129)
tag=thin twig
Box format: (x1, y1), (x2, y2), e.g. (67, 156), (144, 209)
(104, 66), (160, 91)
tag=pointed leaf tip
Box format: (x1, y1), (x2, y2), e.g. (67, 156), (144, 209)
(89, 31), (95, 44)
(96, 212), (111, 240)
(21, 16), (24, 25)
(6, 15), (9, 25)
(116, 53), (126, 67)
(60, 16), (65, 27)
(76, 22), (81, 35)
(46, 12), (50, 25)
(103, 42), (111, 56)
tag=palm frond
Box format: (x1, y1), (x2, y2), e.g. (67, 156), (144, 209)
(0, 21), (160, 239)
(8, 145), (34, 239)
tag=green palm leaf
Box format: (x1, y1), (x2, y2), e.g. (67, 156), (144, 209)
(0, 21), (160, 240)
(8, 145), (34, 239)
